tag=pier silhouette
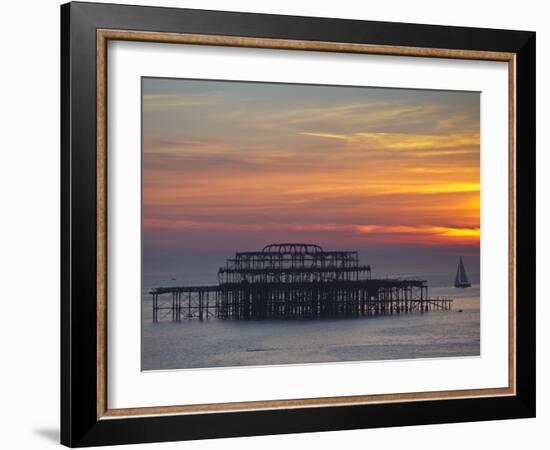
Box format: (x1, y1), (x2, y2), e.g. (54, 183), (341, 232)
(150, 243), (452, 321)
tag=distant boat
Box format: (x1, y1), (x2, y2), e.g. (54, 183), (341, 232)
(454, 256), (471, 288)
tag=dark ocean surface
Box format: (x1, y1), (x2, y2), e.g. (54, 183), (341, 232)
(141, 257), (480, 370)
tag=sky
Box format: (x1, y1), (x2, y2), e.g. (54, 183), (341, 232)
(142, 77), (480, 279)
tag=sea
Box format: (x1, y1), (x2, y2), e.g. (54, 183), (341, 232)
(141, 256), (480, 371)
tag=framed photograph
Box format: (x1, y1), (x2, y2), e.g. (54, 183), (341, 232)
(61, 1), (535, 447)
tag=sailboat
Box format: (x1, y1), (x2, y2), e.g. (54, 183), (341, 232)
(454, 256), (471, 288)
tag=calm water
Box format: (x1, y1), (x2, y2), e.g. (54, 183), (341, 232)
(141, 267), (480, 370)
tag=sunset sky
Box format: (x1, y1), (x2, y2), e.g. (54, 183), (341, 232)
(142, 78), (480, 278)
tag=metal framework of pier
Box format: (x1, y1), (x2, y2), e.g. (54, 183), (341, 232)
(151, 243), (452, 322)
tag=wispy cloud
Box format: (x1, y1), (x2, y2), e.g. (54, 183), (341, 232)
(143, 93), (211, 111)
(142, 78), (480, 252)
(300, 131), (479, 153)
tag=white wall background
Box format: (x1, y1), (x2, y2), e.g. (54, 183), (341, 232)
(0, 0), (546, 448)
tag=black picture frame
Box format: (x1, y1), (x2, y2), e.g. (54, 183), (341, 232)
(61, 1), (535, 447)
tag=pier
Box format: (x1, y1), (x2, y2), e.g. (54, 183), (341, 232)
(150, 243), (452, 322)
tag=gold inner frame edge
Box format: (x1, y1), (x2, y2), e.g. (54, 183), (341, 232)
(96, 28), (517, 420)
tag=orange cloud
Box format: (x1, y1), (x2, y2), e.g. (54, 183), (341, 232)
(354, 224), (479, 246)
(142, 80), (480, 251)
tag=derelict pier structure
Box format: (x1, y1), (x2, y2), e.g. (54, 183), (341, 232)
(150, 243), (452, 322)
